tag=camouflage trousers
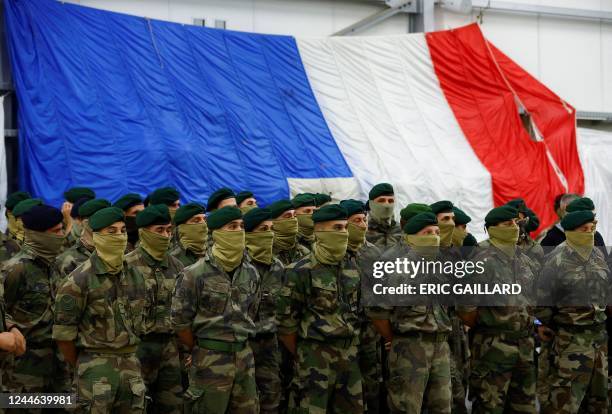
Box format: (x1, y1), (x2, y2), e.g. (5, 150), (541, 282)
(250, 334), (281, 414)
(537, 340), (552, 405)
(136, 334), (183, 414)
(279, 341), (294, 414)
(359, 323), (382, 414)
(291, 338), (363, 414)
(75, 351), (146, 414)
(541, 327), (608, 414)
(387, 333), (451, 414)
(184, 341), (258, 414)
(449, 316), (469, 414)
(469, 332), (536, 414)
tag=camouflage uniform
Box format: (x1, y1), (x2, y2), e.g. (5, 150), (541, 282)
(519, 237), (545, 266)
(536, 243), (610, 414)
(273, 243), (310, 268)
(169, 243), (202, 268)
(53, 253), (148, 413)
(172, 253), (260, 413)
(460, 240), (537, 414)
(0, 236), (21, 263)
(365, 217), (402, 250)
(53, 239), (93, 282)
(126, 247), (184, 414)
(296, 234), (314, 253)
(278, 253), (363, 414)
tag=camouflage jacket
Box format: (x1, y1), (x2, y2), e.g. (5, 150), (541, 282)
(125, 247), (184, 335)
(519, 237), (545, 267)
(52, 253), (146, 350)
(366, 217), (402, 250)
(53, 239), (93, 283)
(169, 243), (202, 268)
(345, 241), (381, 323)
(273, 242), (310, 268)
(536, 242), (610, 328)
(171, 253), (259, 344)
(0, 237), (21, 263)
(249, 257), (284, 335)
(277, 253), (361, 341)
(2, 247), (58, 345)
(296, 233), (314, 252)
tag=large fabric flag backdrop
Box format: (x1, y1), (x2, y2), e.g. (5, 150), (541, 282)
(6, 0), (610, 240)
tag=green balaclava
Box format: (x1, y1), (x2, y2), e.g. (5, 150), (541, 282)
(403, 212), (440, 258)
(272, 217), (298, 251)
(565, 230), (595, 261)
(139, 228), (171, 261)
(20, 204), (65, 263)
(246, 230), (274, 265)
(438, 220), (455, 247)
(488, 225), (519, 257)
(452, 226), (468, 247)
(212, 230), (246, 272)
(369, 201), (394, 222)
(178, 223), (208, 256)
(24, 229), (65, 263)
(80, 219), (95, 250)
(347, 223), (366, 252)
(314, 230), (349, 265)
(93, 232), (128, 274)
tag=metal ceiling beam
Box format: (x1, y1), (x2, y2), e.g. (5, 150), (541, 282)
(471, 0), (612, 22)
(333, 0), (417, 36)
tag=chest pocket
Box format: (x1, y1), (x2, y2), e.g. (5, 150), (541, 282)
(309, 273), (338, 313)
(200, 281), (229, 315)
(87, 296), (116, 342)
(18, 277), (52, 319)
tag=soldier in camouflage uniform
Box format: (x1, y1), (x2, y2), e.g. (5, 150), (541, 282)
(1, 198), (44, 263)
(2, 204), (70, 404)
(0, 273), (26, 393)
(269, 199), (310, 267)
(278, 204), (363, 413)
(365, 183), (402, 249)
(237, 191), (258, 215)
(244, 207), (284, 413)
(61, 187), (96, 249)
(172, 206), (260, 413)
(368, 212), (452, 414)
(53, 207), (148, 413)
(126, 204), (184, 413)
(169, 203), (208, 267)
(293, 194), (317, 251)
(506, 199), (545, 267)
(536, 210), (610, 414)
(113, 193), (145, 253)
(1, 192), (30, 261)
(457, 205), (537, 414)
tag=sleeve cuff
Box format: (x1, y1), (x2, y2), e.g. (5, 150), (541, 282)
(52, 325), (78, 341)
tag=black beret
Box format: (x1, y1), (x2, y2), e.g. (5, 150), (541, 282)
(5, 191), (31, 210)
(236, 191), (254, 205)
(566, 197), (595, 213)
(463, 233), (478, 247)
(314, 193), (332, 207)
(208, 206), (242, 231)
(368, 183), (394, 200)
(561, 210), (595, 231)
(292, 193), (316, 209)
(506, 198), (527, 213)
(149, 187), (180, 206)
(268, 199), (294, 219)
(430, 200), (454, 215)
(339, 199), (365, 217)
(485, 206), (518, 227)
(525, 208), (540, 232)
(135, 204), (171, 228)
(70, 197), (90, 218)
(64, 187), (95, 203)
(22, 205), (63, 231)
(243, 208), (272, 232)
(403, 212), (438, 234)
(400, 203), (432, 222)
(312, 204), (348, 223)
(113, 193), (144, 212)
(89, 207), (125, 232)
(79, 199), (111, 219)
(452, 207), (472, 226)
(174, 202), (205, 225)
(207, 188), (236, 212)
(13, 198), (43, 218)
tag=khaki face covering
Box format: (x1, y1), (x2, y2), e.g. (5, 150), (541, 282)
(93, 232), (128, 274)
(240, 205), (257, 214)
(452, 226), (468, 247)
(404, 234), (440, 258)
(272, 217), (298, 251)
(565, 230), (595, 261)
(24, 229), (65, 263)
(7, 212), (17, 238)
(297, 214), (314, 240)
(369, 201), (394, 222)
(438, 221), (455, 247)
(80, 219), (95, 250)
(15, 218), (25, 243)
(212, 230), (245, 272)
(245, 231), (274, 265)
(168, 207), (178, 221)
(139, 228), (171, 262)
(488, 225), (519, 257)
(314, 230), (348, 265)
(347, 223), (366, 251)
(178, 223), (208, 256)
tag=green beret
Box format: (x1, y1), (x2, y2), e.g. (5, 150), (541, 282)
(403, 212), (438, 235)
(368, 183), (394, 200)
(64, 187), (95, 203)
(174, 202), (205, 225)
(561, 210), (595, 231)
(236, 191), (254, 205)
(314, 193), (332, 207)
(208, 206), (242, 231)
(292, 193), (316, 209)
(135, 204), (171, 228)
(312, 204), (348, 223)
(506, 198), (527, 213)
(149, 187), (180, 206)
(463, 233), (478, 246)
(400, 203), (432, 222)
(525, 208), (540, 232)
(452, 207), (471, 226)
(207, 188), (236, 212)
(268, 199), (294, 219)
(566, 197), (595, 213)
(340, 199), (366, 217)
(5, 191), (31, 210)
(79, 199), (111, 219)
(13, 198), (43, 218)
(243, 208), (272, 232)
(430, 200), (454, 215)
(113, 193), (144, 212)
(485, 206), (518, 227)
(89, 207), (125, 232)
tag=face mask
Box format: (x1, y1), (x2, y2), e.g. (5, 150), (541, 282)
(347, 222), (366, 251)
(245, 231), (274, 265)
(124, 216), (139, 246)
(488, 225), (519, 257)
(15, 218), (25, 243)
(404, 234), (440, 258)
(80, 219), (95, 250)
(7, 211), (18, 238)
(168, 207), (178, 221)
(24, 229), (65, 263)
(272, 217), (298, 251)
(139, 228), (171, 261)
(297, 214), (314, 240)
(240, 205), (257, 214)
(438, 221), (455, 247)
(93, 232), (128, 274)
(212, 230), (245, 272)
(314, 230), (348, 265)
(565, 230), (595, 261)
(178, 223), (208, 256)
(369, 201), (394, 222)
(452, 226), (468, 247)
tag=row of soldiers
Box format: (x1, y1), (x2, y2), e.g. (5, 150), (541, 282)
(0, 183), (609, 413)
